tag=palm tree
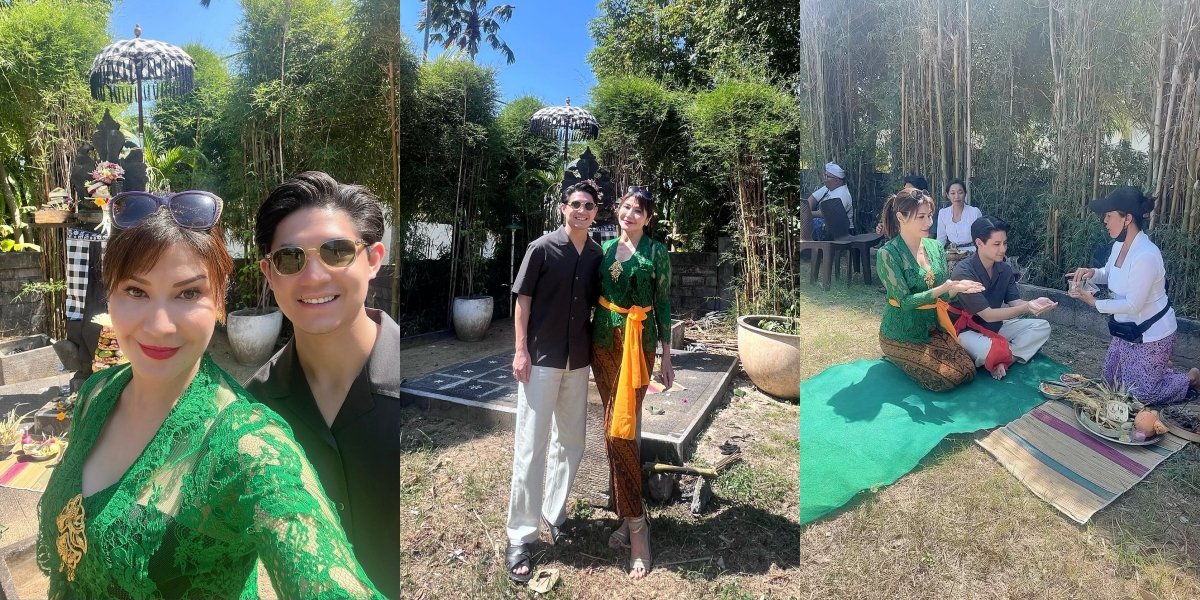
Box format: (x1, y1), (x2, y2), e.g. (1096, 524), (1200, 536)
(430, 0), (517, 65)
(417, 0), (457, 63)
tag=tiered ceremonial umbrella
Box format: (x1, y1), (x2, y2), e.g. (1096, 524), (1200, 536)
(88, 25), (195, 141)
(529, 97), (600, 162)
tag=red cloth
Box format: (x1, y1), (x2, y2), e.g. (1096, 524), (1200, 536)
(945, 305), (1014, 372)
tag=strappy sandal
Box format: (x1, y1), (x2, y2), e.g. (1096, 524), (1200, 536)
(608, 520), (630, 549)
(627, 515), (652, 578)
(505, 542), (533, 584)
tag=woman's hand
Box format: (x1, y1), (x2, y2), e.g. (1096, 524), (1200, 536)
(1068, 268), (1095, 285)
(1068, 287), (1097, 307)
(946, 279), (985, 296)
(512, 348), (531, 383)
(658, 352), (675, 390)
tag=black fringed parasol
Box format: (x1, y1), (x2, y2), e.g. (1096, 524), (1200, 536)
(529, 97), (600, 162)
(88, 25), (195, 141)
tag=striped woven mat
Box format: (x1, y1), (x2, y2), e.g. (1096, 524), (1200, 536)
(0, 448), (64, 493)
(977, 400), (1189, 524)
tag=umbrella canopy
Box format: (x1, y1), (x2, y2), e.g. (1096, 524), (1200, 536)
(88, 27), (195, 139)
(529, 98), (599, 161)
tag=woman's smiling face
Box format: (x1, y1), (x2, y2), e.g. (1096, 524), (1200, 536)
(108, 244), (218, 383)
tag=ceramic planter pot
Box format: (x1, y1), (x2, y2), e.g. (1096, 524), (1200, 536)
(226, 307), (283, 366)
(452, 295), (494, 342)
(736, 315), (801, 400)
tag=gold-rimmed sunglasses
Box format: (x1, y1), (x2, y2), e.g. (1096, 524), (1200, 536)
(263, 238), (368, 276)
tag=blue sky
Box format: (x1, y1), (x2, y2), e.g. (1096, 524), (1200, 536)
(107, 0), (600, 107)
(400, 0), (600, 106)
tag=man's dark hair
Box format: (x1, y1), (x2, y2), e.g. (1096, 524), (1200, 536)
(562, 180), (599, 204)
(255, 171), (385, 256)
(971, 216), (1010, 244)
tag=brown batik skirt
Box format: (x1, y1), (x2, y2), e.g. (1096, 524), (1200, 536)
(592, 328), (657, 518)
(879, 329), (975, 392)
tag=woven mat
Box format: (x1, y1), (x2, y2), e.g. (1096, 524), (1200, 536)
(977, 400), (1189, 524)
(0, 449), (64, 493)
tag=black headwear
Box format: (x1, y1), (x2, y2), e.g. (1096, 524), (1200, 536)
(1088, 186), (1152, 216)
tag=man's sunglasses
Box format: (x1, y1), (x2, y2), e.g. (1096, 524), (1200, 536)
(565, 200), (596, 211)
(110, 191), (223, 231)
(263, 238), (368, 276)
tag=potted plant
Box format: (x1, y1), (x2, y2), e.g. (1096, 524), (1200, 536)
(450, 222), (494, 342)
(226, 265), (283, 366)
(736, 315), (801, 400)
(0, 404), (35, 456)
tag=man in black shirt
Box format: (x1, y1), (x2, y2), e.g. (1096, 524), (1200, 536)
(244, 171), (399, 598)
(952, 216), (1055, 380)
(505, 181), (603, 582)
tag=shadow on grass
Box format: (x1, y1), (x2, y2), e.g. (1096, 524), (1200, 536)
(539, 501), (800, 579)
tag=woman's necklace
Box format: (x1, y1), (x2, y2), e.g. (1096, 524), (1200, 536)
(609, 238), (636, 282)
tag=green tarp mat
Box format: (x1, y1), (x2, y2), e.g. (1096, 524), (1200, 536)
(800, 356), (1063, 524)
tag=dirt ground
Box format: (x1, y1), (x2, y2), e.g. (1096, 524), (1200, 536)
(399, 319), (802, 599)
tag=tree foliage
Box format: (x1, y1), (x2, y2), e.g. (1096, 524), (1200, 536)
(0, 0), (112, 241)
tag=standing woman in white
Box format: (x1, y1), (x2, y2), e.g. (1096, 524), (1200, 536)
(1069, 186), (1200, 404)
(935, 178), (982, 252)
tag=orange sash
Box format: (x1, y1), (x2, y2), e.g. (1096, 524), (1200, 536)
(598, 296), (652, 440)
(888, 297), (959, 343)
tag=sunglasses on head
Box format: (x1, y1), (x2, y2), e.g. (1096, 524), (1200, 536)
(565, 199), (596, 211)
(110, 191), (223, 231)
(264, 238), (369, 276)
(626, 185), (652, 200)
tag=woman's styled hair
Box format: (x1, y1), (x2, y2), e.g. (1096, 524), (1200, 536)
(255, 171), (385, 257)
(945, 177), (968, 198)
(102, 208), (235, 320)
(878, 188), (935, 239)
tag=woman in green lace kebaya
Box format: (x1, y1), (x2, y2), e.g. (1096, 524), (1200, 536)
(592, 186), (673, 579)
(876, 188), (985, 391)
(36, 193), (382, 599)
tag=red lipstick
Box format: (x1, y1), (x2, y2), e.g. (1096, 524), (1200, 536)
(139, 343), (179, 360)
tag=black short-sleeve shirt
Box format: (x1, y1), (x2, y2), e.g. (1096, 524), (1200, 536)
(952, 253), (1020, 333)
(514, 228), (603, 369)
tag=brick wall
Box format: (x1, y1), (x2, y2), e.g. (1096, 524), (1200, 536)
(670, 240), (734, 317)
(0, 251), (45, 338)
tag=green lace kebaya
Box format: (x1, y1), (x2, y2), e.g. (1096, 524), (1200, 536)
(877, 235), (952, 343)
(593, 235), (672, 350)
(36, 355), (383, 600)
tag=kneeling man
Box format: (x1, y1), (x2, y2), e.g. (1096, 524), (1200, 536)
(952, 217), (1055, 379)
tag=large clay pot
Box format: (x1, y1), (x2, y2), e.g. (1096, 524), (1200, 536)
(452, 295), (494, 342)
(226, 307), (283, 366)
(736, 315), (801, 400)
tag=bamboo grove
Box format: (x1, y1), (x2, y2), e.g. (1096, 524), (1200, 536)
(801, 0), (1200, 318)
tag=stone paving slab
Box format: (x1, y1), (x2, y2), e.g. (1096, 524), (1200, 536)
(398, 350), (738, 465)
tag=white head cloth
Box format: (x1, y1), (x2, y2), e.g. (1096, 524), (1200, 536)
(824, 162), (846, 179)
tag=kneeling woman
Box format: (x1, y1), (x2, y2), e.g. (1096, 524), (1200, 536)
(1069, 186), (1200, 403)
(876, 189), (985, 391)
(37, 192), (381, 598)
(592, 186), (674, 580)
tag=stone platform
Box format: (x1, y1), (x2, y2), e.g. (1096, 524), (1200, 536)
(398, 350), (738, 466)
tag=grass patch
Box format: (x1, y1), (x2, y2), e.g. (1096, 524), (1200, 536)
(716, 464), (790, 509)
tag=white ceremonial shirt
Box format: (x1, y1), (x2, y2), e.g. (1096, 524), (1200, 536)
(936, 204), (982, 250)
(1092, 230), (1177, 343)
(812, 184), (854, 230)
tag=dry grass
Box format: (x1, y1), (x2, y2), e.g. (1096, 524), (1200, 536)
(796, 277), (1200, 600)
(399, 363), (801, 598)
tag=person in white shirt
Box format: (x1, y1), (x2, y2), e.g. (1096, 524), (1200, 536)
(807, 161), (854, 238)
(1069, 186), (1200, 403)
(936, 178), (982, 252)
